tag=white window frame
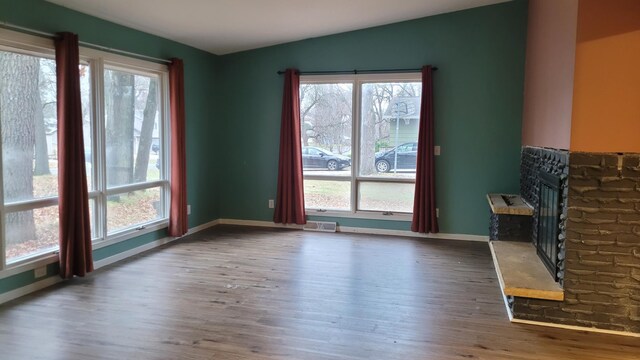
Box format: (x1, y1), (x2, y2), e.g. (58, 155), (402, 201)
(84, 50), (171, 248)
(301, 73), (421, 221)
(0, 30), (60, 268)
(0, 28), (171, 274)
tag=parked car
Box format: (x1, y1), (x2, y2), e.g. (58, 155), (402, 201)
(375, 142), (417, 172)
(302, 146), (351, 171)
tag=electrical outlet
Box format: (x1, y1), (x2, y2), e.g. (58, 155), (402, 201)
(187, 205), (191, 215)
(434, 146), (441, 156)
(436, 208), (440, 218)
(268, 199), (275, 209)
(34, 266), (47, 279)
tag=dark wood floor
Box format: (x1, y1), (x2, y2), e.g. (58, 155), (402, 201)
(0, 225), (638, 359)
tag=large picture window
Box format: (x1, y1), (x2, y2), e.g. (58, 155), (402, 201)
(0, 29), (170, 269)
(102, 66), (166, 235)
(86, 57), (170, 243)
(300, 74), (421, 216)
(0, 49), (60, 263)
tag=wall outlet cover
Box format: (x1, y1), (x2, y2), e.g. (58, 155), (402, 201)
(34, 266), (47, 279)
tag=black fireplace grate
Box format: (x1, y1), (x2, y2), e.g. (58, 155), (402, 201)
(537, 171), (560, 281)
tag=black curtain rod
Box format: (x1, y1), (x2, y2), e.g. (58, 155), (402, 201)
(276, 67), (438, 75)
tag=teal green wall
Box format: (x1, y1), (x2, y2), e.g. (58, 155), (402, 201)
(0, 0), (219, 294)
(0, 0), (529, 298)
(217, 1), (528, 236)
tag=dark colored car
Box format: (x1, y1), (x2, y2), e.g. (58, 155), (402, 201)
(302, 146), (351, 171)
(375, 142), (417, 172)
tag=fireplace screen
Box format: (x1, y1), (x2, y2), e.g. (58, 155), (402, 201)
(537, 171), (560, 281)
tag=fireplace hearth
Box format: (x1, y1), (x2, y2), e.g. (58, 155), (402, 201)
(500, 147), (640, 335)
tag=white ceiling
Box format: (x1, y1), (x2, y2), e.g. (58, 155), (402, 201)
(46, 0), (510, 55)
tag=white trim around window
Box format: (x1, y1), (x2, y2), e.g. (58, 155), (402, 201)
(300, 72), (422, 220)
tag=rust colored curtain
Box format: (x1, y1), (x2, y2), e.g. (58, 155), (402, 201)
(55, 32), (93, 278)
(273, 69), (306, 224)
(412, 65), (439, 233)
(168, 58), (188, 237)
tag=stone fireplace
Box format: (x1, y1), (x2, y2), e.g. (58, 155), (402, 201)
(520, 146), (568, 284)
(490, 146), (640, 335)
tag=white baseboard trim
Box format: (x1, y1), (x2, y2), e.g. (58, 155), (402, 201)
(185, 218), (221, 236)
(217, 218), (488, 242)
(511, 317), (640, 338)
(0, 275), (63, 305)
(219, 218), (304, 229)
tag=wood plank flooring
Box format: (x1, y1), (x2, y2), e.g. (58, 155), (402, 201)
(0, 225), (638, 359)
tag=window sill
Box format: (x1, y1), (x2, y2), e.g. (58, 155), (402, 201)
(306, 209), (413, 222)
(92, 219), (169, 250)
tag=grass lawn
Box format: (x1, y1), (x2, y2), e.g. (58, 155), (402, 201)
(5, 160), (162, 262)
(304, 179), (414, 213)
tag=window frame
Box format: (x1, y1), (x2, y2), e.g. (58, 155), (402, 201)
(0, 28), (171, 272)
(87, 53), (171, 246)
(300, 73), (421, 220)
(0, 34), (61, 267)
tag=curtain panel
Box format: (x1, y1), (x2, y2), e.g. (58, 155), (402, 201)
(273, 69), (306, 224)
(411, 65), (439, 233)
(168, 58), (188, 237)
(55, 32), (93, 278)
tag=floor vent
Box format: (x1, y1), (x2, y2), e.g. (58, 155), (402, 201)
(303, 221), (337, 232)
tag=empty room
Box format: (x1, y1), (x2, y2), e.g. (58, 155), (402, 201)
(0, 0), (639, 358)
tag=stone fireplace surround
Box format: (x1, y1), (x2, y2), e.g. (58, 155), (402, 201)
(520, 147), (568, 284)
(497, 146), (639, 335)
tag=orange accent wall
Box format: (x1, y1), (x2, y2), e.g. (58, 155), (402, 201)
(570, 0), (640, 152)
